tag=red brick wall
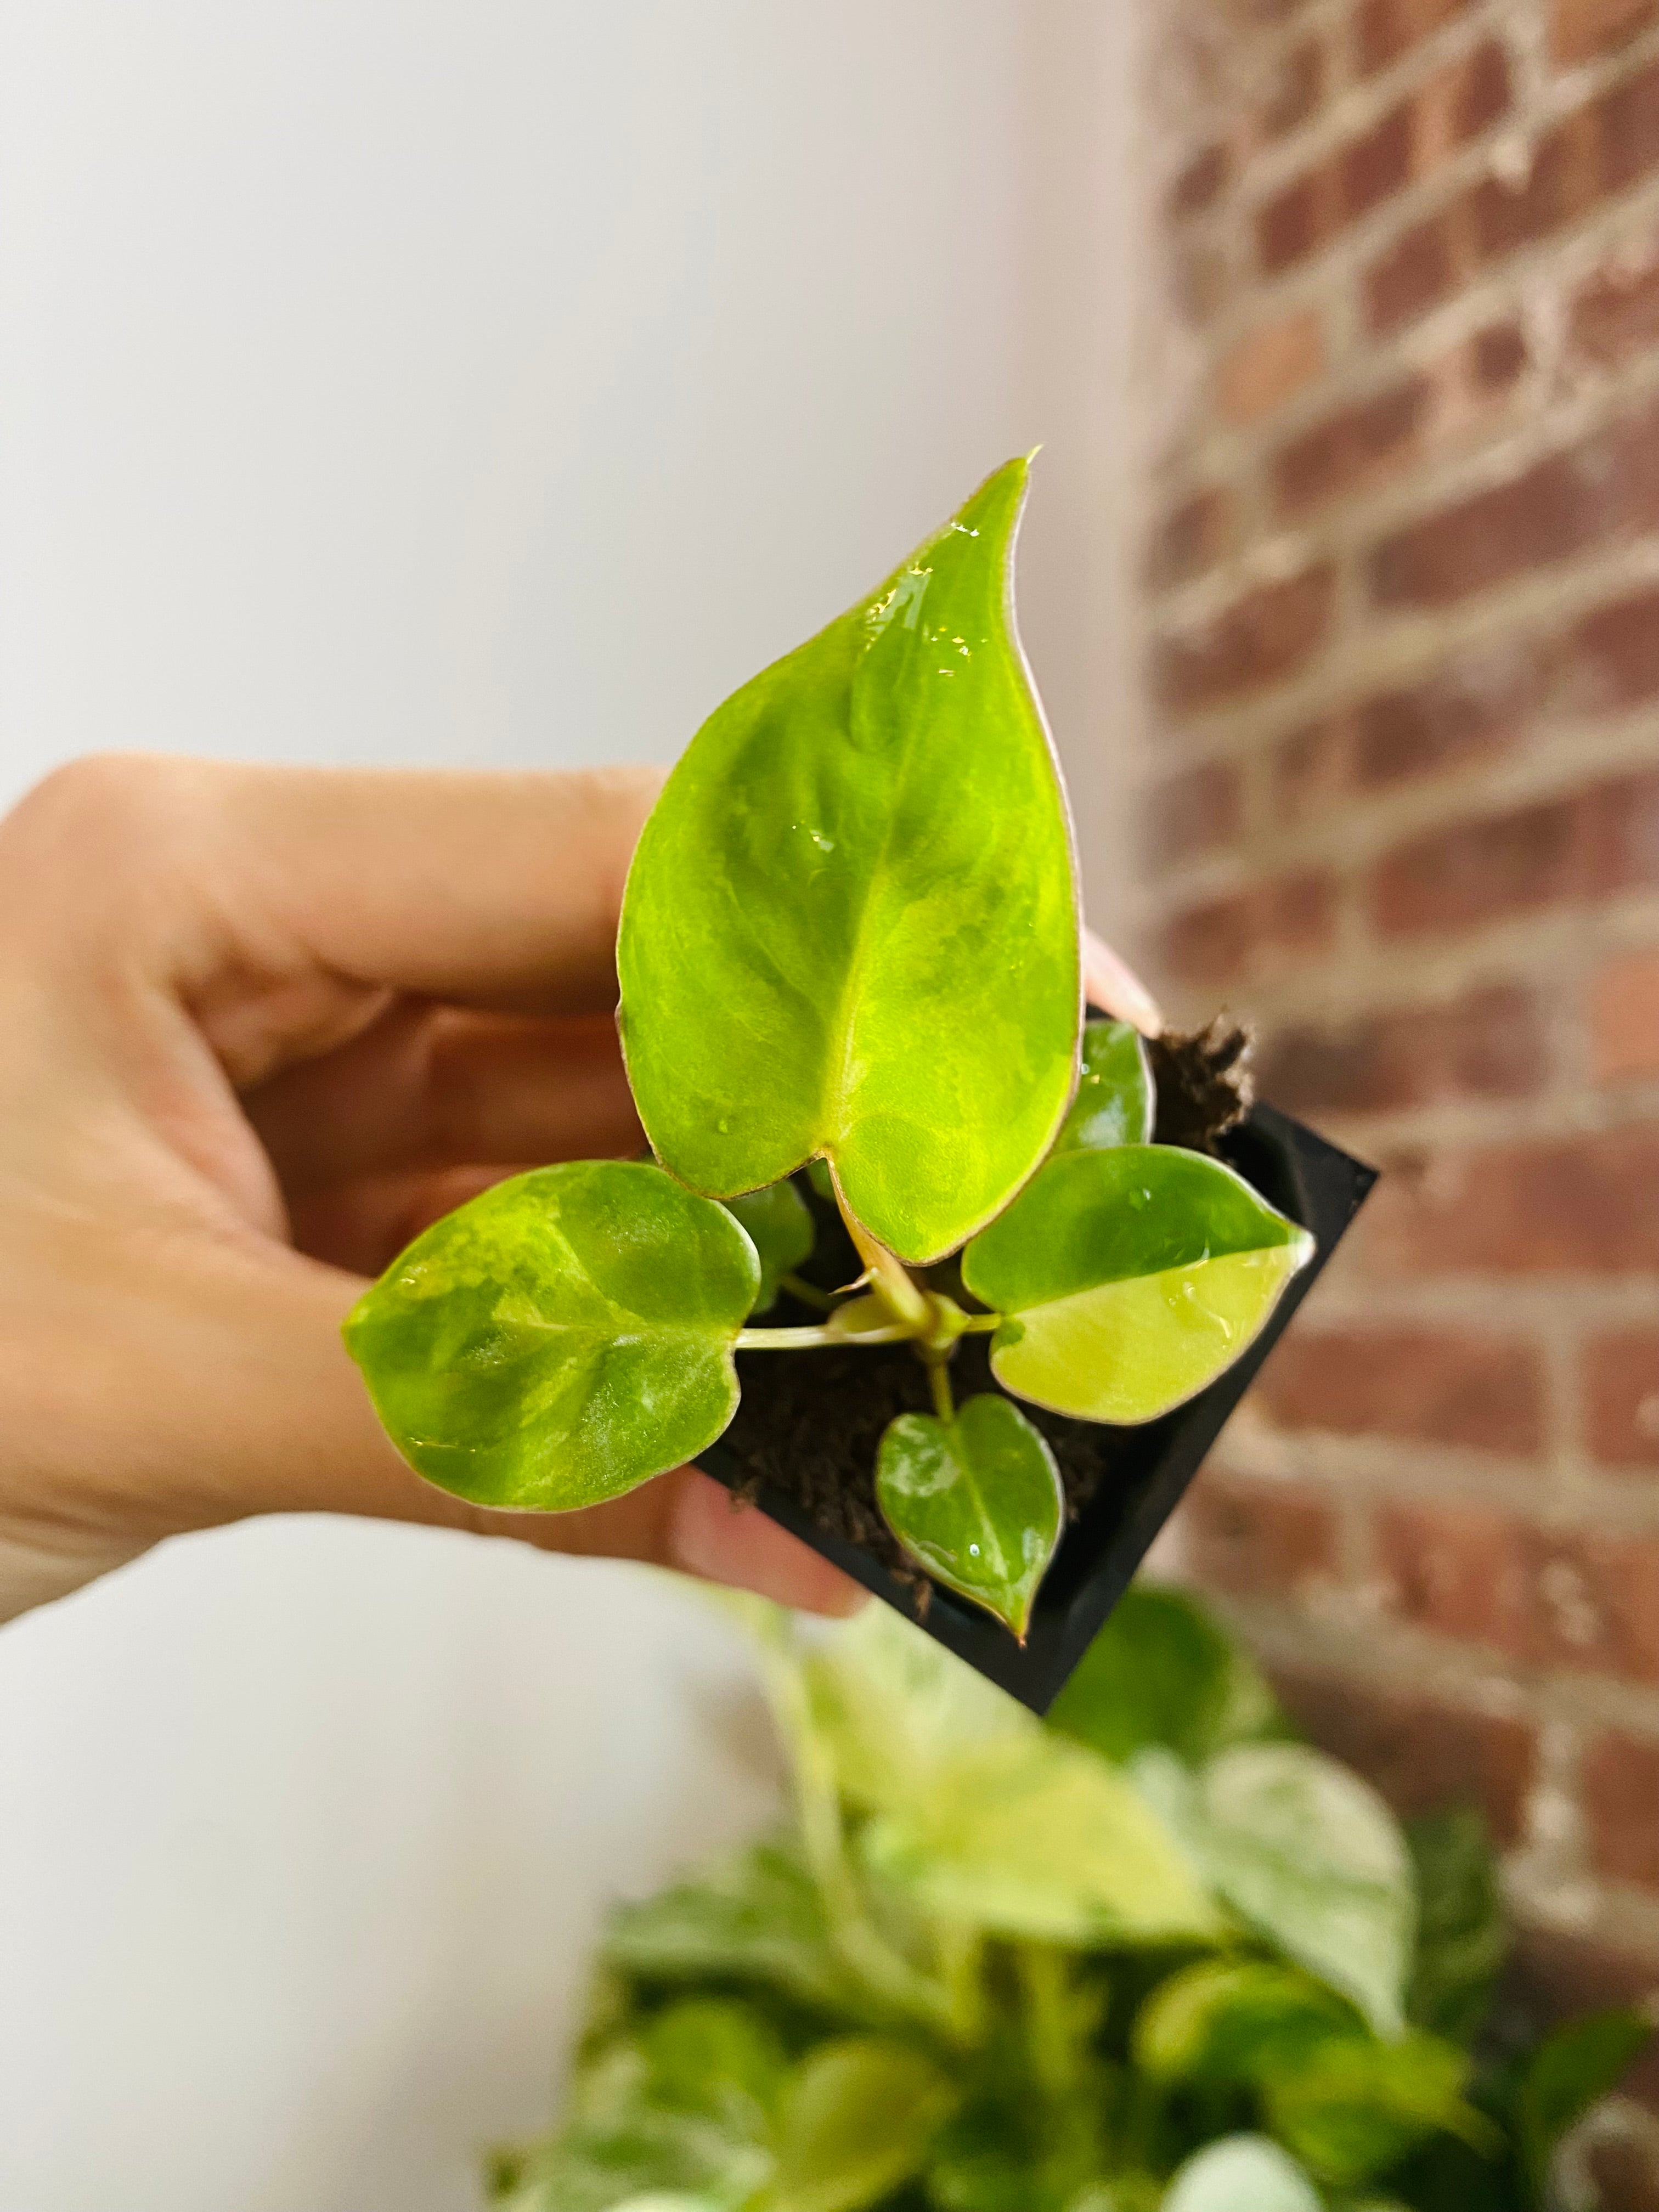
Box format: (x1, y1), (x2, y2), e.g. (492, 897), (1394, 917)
(1144, 0), (1659, 2130)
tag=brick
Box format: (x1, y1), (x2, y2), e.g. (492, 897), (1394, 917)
(1367, 208), (1460, 331)
(1182, 1472), (1339, 1594)
(1572, 229), (1659, 363)
(1159, 868), (1339, 986)
(1147, 483), (1236, 589)
(1216, 307), (1326, 424)
(1369, 398), (1659, 608)
(1374, 1498), (1659, 1680)
(1358, 1123), (1659, 1274)
(1270, 1667), (1538, 1841)
(1584, 1327), (1659, 1469)
(1594, 946), (1659, 1085)
(1259, 170), (1335, 272)
(1344, 103), (1417, 222)
(1274, 641), (1540, 821)
(1583, 1732), (1659, 1891)
(1273, 374), (1432, 514)
(1469, 319), (1528, 390)
(1472, 61), (1659, 265)
(1558, 585), (1659, 715)
(1256, 1323), (1545, 1453)
(1169, 141), (1232, 222)
(1358, 0), (1476, 75)
(1553, 0), (1659, 64)
(1369, 768), (1659, 936)
(1147, 758), (1244, 865)
(1257, 35), (1325, 141)
(1257, 981), (1550, 1115)
(1154, 565), (1336, 713)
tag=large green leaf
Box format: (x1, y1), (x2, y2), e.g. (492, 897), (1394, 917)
(875, 1394), (1063, 1639)
(768, 2037), (958, 2212)
(1404, 1809), (1509, 2046)
(1514, 2007), (1655, 2193)
(1133, 1960), (1359, 2088)
(961, 1148), (1312, 1425)
(860, 1731), (1222, 1946)
(1132, 1744), (1415, 2038)
(804, 1600), (1035, 1817)
(1263, 2033), (1494, 2188)
(1161, 2136), (1323, 2212)
(343, 1159), (758, 1509)
(1047, 1583), (1283, 1768)
(617, 456), (1081, 1266)
(721, 1178), (815, 1313)
(1056, 1019), (1155, 1154)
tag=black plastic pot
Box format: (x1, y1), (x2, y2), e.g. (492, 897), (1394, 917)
(700, 1098), (1376, 1714)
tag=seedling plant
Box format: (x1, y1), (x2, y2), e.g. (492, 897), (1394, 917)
(345, 460), (1314, 1638)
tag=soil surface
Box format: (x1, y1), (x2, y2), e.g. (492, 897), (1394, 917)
(717, 1020), (1256, 1595)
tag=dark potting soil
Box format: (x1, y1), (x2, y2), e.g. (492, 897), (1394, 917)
(720, 1021), (1257, 1598)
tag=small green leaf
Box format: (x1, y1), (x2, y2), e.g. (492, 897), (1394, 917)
(617, 456), (1082, 1266)
(1515, 2007), (1655, 2193)
(1133, 1959), (1359, 2087)
(1161, 2136), (1323, 2212)
(804, 1601), (1035, 1817)
(1165, 1744), (1417, 2038)
(638, 1999), (790, 2136)
(720, 1178), (815, 1313)
(1265, 2033), (1497, 2188)
(343, 1159), (758, 1509)
(875, 1394), (1063, 1639)
(1055, 1019), (1154, 1153)
(769, 2037), (958, 2212)
(1047, 1583), (1284, 1767)
(1405, 1809), (1509, 2045)
(860, 1731), (1221, 1946)
(961, 1147), (1313, 1425)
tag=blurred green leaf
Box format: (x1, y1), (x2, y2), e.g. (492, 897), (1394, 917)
(1405, 1809), (1509, 2046)
(1132, 1960), (1358, 2087)
(1515, 2006), (1655, 2194)
(768, 2036), (958, 2212)
(343, 1159), (757, 1509)
(1264, 2032), (1496, 2189)
(860, 1732), (1222, 1946)
(1161, 2135), (1323, 2212)
(618, 456), (1080, 1266)
(1056, 1019), (1155, 1154)
(962, 1148), (1313, 1425)
(1139, 1744), (1415, 2038)
(722, 1180), (815, 1313)
(876, 1395), (1063, 1639)
(1047, 1585), (1283, 1768)
(603, 1839), (859, 2015)
(638, 1999), (790, 2135)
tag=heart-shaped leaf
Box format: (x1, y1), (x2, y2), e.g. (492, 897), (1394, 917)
(770, 2038), (958, 2212)
(617, 456), (1081, 1265)
(343, 1159), (759, 1509)
(721, 1178), (815, 1313)
(961, 1146), (1313, 1424)
(1161, 2136), (1323, 2212)
(1054, 1018), (1154, 1153)
(874, 1393), (1063, 1639)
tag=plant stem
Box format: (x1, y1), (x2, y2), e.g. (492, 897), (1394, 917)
(839, 1206), (932, 1332)
(1018, 1945), (1081, 2102)
(959, 1311), (1001, 1333)
(778, 1272), (839, 1312)
(927, 1356), (955, 1424)
(736, 1319), (910, 1350)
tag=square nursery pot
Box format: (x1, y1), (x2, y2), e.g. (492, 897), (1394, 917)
(699, 1054), (1377, 1713)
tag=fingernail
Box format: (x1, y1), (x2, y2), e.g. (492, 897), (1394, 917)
(1081, 926), (1164, 1037)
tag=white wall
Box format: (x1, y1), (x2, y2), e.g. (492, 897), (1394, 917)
(0, 5), (1138, 2207)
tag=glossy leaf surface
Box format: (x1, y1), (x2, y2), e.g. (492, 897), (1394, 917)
(770, 2038), (957, 2212)
(1047, 1583), (1283, 1768)
(860, 1731), (1221, 1946)
(875, 1393), (1063, 1639)
(720, 1178), (814, 1313)
(1054, 1018), (1154, 1153)
(1162, 2136), (1323, 2212)
(344, 1160), (758, 1509)
(617, 456), (1081, 1265)
(962, 1146), (1313, 1424)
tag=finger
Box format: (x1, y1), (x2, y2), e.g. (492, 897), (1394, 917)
(282, 1163), (530, 1275)
(246, 1002), (639, 1197)
(1082, 924), (1164, 1037)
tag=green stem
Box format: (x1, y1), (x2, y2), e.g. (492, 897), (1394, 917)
(1018, 1945), (1080, 2102)
(737, 1320), (910, 1350)
(927, 1356), (956, 1424)
(959, 1311), (1001, 1334)
(778, 1272), (839, 1312)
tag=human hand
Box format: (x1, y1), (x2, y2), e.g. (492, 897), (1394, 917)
(0, 757), (871, 1624)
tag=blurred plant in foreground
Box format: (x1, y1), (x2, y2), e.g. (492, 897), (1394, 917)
(488, 1587), (1653, 2212)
